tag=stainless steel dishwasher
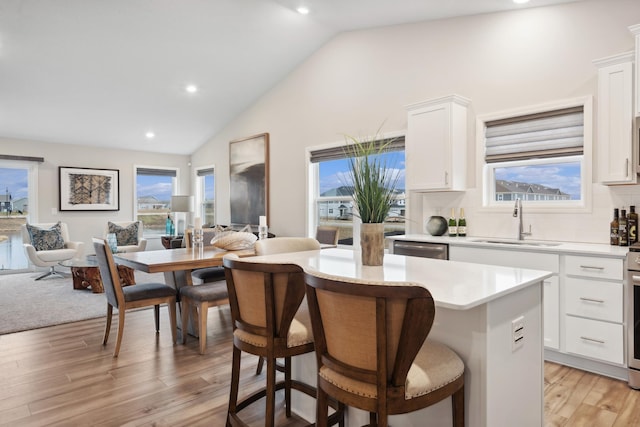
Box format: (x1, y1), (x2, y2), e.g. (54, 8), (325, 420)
(392, 240), (449, 260)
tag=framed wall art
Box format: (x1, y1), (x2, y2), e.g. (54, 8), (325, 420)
(59, 166), (120, 211)
(229, 133), (269, 228)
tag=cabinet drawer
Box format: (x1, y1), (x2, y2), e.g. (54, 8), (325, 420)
(564, 278), (623, 323)
(564, 255), (623, 280)
(564, 316), (624, 365)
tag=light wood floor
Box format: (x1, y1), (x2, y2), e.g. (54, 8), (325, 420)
(1, 305), (639, 426)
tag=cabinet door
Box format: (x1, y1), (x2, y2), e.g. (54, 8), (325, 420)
(630, 24), (640, 116)
(405, 95), (469, 192)
(449, 246), (560, 349)
(596, 57), (635, 184)
(543, 276), (560, 350)
(406, 103), (451, 190)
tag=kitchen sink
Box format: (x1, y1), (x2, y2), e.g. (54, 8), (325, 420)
(470, 239), (562, 247)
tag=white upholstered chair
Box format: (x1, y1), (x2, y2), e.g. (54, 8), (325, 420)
(104, 221), (147, 253)
(21, 222), (84, 280)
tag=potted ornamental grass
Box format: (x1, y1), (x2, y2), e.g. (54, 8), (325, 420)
(343, 130), (401, 266)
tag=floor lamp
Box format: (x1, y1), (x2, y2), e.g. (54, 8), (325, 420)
(171, 195), (194, 236)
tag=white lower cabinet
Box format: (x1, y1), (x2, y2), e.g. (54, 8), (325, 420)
(449, 247), (626, 364)
(449, 246), (560, 350)
(562, 254), (624, 365)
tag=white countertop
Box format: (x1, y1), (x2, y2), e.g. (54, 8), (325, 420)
(390, 234), (630, 258)
(235, 248), (552, 311)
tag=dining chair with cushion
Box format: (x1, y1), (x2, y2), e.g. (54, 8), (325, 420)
(105, 220), (147, 253)
(315, 226), (340, 246)
(304, 270), (465, 427)
(178, 227), (235, 354)
(222, 255), (342, 427)
(21, 221), (84, 280)
(93, 238), (177, 357)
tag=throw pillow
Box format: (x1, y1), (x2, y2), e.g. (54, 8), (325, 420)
(27, 222), (65, 251)
(210, 231), (257, 250)
(108, 221), (139, 246)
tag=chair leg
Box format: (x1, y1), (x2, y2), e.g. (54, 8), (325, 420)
(285, 356), (292, 417)
(181, 297), (190, 345)
(452, 384), (465, 427)
(198, 301), (208, 355)
(266, 356), (276, 427)
(227, 345), (242, 425)
(168, 300), (177, 344)
(316, 384), (329, 427)
(256, 356), (265, 375)
(154, 305), (160, 332)
(35, 265), (66, 280)
(113, 309), (126, 357)
(103, 303), (113, 345)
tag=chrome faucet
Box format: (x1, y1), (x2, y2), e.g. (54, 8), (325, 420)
(513, 199), (532, 240)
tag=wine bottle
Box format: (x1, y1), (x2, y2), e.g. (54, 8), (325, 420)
(629, 205), (638, 245)
(619, 209), (628, 246)
(448, 208), (457, 237)
(458, 208), (467, 237)
(610, 208), (619, 246)
(165, 214), (172, 235)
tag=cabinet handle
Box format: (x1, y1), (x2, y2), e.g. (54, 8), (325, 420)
(580, 336), (605, 344)
(626, 158), (630, 178)
(579, 297), (605, 304)
(579, 265), (604, 270)
(632, 274), (640, 283)
(444, 171), (449, 185)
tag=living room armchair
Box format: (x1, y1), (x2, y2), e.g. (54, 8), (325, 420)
(105, 221), (147, 253)
(21, 222), (84, 280)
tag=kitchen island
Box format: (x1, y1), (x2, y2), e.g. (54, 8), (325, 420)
(237, 248), (553, 427)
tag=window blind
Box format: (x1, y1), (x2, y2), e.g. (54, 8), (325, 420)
(136, 167), (177, 177)
(485, 106), (584, 163)
(310, 136), (405, 164)
(196, 168), (214, 177)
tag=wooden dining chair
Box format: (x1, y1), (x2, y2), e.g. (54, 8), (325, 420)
(304, 270), (465, 427)
(222, 255), (342, 427)
(92, 238), (177, 357)
(178, 228), (230, 354)
(315, 226), (340, 246)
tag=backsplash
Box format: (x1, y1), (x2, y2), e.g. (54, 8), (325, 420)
(415, 184), (640, 245)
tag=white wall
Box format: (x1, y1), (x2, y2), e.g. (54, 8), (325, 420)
(191, 0), (640, 244)
(1, 137), (190, 253)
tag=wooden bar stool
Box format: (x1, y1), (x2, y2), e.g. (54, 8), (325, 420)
(304, 270), (465, 427)
(222, 255), (343, 427)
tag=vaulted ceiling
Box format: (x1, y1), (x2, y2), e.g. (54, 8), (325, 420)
(0, 0), (584, 154)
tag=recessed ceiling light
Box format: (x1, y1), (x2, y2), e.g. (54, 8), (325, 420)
(296, 6), (309, 15)
(185, 84), (198, 94)
(145, 131), (155, 139)
(513, 0), (530, 4)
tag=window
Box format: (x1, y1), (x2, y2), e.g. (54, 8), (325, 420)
(0, 156), (41, 272)
(481, 99), (591, 209)
(135, 167), (177, 237)
(195, 167), (215, 226)
(309, 136), (406, 245)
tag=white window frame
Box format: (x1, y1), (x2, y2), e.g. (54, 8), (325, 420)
(133, 165), (179, 237)
(194, 165), (215, 226)
(306, 131), (406, 245)
(477, 96), (593, 213)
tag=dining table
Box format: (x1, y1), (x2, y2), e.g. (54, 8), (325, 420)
(113, 246), (255, 335)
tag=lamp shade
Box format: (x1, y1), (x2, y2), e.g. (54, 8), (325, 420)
(171, 195), (194, 212)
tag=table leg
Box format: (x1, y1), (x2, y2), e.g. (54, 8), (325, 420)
(163, 270), (198, 338)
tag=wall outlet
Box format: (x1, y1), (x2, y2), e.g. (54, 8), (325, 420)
(512, 315), (524, 352)
(51, 207), (57, 215)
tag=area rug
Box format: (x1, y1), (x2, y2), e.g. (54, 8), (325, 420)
(0, 270), (164, 335)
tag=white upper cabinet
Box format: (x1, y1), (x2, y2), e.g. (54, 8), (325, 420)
(630, 24), (640, 116)
(594, 52), (635, 184)
(405, 95), (470, 191)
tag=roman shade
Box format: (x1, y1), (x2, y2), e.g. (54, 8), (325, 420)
(485, 106), (584, 163)
(310, 136), (405, 164)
